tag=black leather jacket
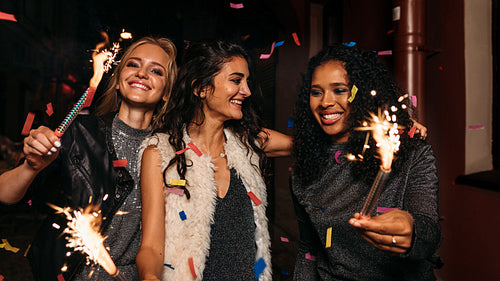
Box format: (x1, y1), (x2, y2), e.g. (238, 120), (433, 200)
(28, 113), (135, 281)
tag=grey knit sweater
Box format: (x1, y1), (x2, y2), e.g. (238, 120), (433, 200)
(291, 141), (441, 281)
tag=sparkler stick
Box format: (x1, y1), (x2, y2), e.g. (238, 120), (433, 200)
(357, 108), (401, 218)
(48, 204), (128, 280)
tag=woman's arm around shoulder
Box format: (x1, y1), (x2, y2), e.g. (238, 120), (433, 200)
(259, 128), (293, 157)
(136, 145), (166, 281)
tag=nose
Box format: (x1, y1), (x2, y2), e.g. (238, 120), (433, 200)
(320, 91), (336, 108)
(240, 81), (251, 97)
(136, 66), (148, 79)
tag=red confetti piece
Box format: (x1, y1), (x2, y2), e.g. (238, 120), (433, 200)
(247, 191), (262, 206)
(83, 87), (97, 108)
(112, 159), (128, 167)
(260, 42), (276, 59)
(377, 50), (393, 56)
(21, 112), (35, 136)
(438, 66), (444, 71)
(46, 102), (54, 116)
(175, 147), (190, 155)
(230, 2), (244, 9)
(187, 142), (203, 156)
(57, 273), (65, 281)
(0, 11), (17, 22)
(408, 126), (417, 138)
(468, 125), (484, 130)
(305, 252), (316, 261)
(292, 32), (301, 46)
(387, 29), (395, 35)
(188, 257), (197, 279)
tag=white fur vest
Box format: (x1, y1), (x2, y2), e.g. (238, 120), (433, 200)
(139, 128), (272, 281)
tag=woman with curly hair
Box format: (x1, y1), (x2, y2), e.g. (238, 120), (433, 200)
(137, 40), (291, 281)
(291, 44), (441, 280)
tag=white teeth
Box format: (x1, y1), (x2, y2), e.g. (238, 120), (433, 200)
(130, 83), (149, 90)
(230, 100), (243, 105)
(322, 113), (341, 120)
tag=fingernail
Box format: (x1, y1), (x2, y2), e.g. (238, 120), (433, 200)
(47, 151), (52, 156)
(51, 147), (57, 152)
(54, 141), (61, 147)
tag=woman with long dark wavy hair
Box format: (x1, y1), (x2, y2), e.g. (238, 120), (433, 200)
(137, 40), (290, 281)
(291, 44), (441, 280)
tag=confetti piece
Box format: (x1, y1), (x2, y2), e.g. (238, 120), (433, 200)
(468, 125), (484, 130)
(175, 147), (190, 155)
(0, 11), (17, 22)
(377, 50), (393, 56)
(184, 40), (190, 49)
(230, 2), (244, 9)
(0, 274), (4, 281)
(164, 263), (175, 270)
(342, 41), (356, 47)
(247, 191), (262, 206)
(179, 210), (187, 221)
(408, 126), (417, 138)
(348, 85), (358, 103)
(411, 95), (417, 107)
(305, 252), (316, 261)
(187, 142), (203, 156)
(28, 199), (32, 206)
(46, 102), (54, 116)
(325, 227), (332, 248)
(165, 188), (185, 195)
(387, 29), (395, 35)
(334, 151), (342, 164)
(438, 66), (444, 71)
(169, 179), (186, 186)
(288, 116), (294, 128)
(260, 42), (276, 59)
(292, 32), (301, 46)
(188, 257), (197, 279)
(52, 223), (61, 229)
(21, 112), (35, 136)
(24, 243), (31, 257)
(281, 269), (289, 275)
(57, 273), (65, 281)
(280, 236), (289, 243)
(275, 41), (285, 47)
(312, 205), (325, 212)
(112, 159), (127, 167)
(254, 257), (266, 279)
(0, 239), (20, 253)
(83, 87), (96, 108)
(376, 207), (395, 213)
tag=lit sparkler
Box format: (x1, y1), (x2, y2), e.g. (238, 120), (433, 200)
(48, 203), (128, 280)
(356, 106), (402, 218)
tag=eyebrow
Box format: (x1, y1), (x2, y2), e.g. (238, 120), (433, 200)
(128, 56), (167, 70)
(311, 82), (348, 88)
(229, 72), (245, 77)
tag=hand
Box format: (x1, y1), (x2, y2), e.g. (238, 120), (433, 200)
(349, 209), (414, 254)
(411, 119), (427, 140)
(23, 126), (60, 171)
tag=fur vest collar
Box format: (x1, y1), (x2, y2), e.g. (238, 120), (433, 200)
(139, 128), (272, 281)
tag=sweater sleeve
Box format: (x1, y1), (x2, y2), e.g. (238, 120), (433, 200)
(402, 143), (441, 260)
(290, 181), (320, 281)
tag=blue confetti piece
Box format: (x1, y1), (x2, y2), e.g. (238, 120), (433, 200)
(254, 257), (266, 279)
(312, 205), (325, 212)
(342, 41), (356, 47)
(275, 41), (285, 47)
(288, 116), (294, 128)
(164, 263), (175, 270)
(179, 210), (187, 221)
(281, 269), (289, 275)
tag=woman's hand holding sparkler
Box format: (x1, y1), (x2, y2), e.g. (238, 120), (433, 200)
(23, 126), (61, 171)
(349, 209), (414, 254)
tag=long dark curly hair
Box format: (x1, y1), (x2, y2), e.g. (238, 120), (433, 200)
(153, 40), (267, 196)
(293, 44), (419, 186)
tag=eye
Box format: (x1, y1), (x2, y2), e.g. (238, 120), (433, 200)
(125, 60), (139, 68)
(334, 88), (348, 95)
(231, 78), (242, 84)
(150, 67), (164, 76)
(310, 89), (323, 97)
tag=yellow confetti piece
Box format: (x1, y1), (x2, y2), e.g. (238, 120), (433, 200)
(169, 179), (186, 186)
(24, 243), (31, 257)
(348, 85), (358, 103)
(0, 239), (20, 253)
(325, 227), (332, 248)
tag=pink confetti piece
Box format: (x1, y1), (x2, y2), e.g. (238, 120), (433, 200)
(187, 142), (203, 156)
(411, 95), (417, 107)
(83, 87), (96, 108)
(112, 159), (127, 167)
(28, 199), (32, 206)
(377, 50), (393, 56)
(334, 151), (342, 164)
(0, 11), (17, 22)
(188, 257), (197, 278)
(46, 102), (54, 116)
(468, 125), (484, 130)
(260, 42), (276, 59)
(165, 188), (185, 195)
(21, 112), (35, 136)
(280, 236), (289, 243)
(292, 32), (301, 46)
(247, 191), (262, 206)
(305, 252), (316, 261)
(230, 2), (244, 9)
(376, 207), (395, 213)
(184, 40), (190, 49)
(175, 147), (190, 155)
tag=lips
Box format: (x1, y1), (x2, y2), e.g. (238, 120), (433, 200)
(319, 111), (343, 125)
(230, 99), (243, 106)
(129, 81), (151, 91)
